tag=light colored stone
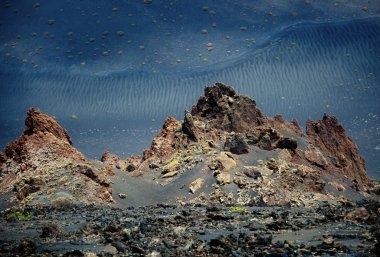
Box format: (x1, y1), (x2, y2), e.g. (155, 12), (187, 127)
(149, 251), (162, 257)
(189, 178), (205, 193)
(278, 149), (292, 162)
(162, 170), (178, 178)
(216, 152), (237, 172)
(118, 193), (127, 199)
(216, 173), (232, 185)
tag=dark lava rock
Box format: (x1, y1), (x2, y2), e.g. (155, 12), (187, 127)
(276, 137), (298, 151)
(191, 83), (267, 133)
(17, 240), (36, 255)
(113, 241), (127, 253)
(0, 152), (7, 164)
(256, 128), (281, 150)
(224, 133), (249, 154)
(182, 110), (201, 142)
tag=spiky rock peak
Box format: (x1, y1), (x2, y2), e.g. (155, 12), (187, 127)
(306, 114), (369, 189)
(191, 83), (267, 132)
(24, 108), (72, 144)
(0, 108), (113, 206)
(138, 83), (372, 204)
(4, 108), (83, 163)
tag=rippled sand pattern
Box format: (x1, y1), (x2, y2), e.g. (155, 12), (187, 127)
(0, 1), (379, 178)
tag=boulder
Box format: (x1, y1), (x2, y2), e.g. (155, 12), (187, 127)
(41, 223), (63, 238)
(256, 129), (280, 151)
(276, 137), (297, 151)
(71, 163), (111, 187)
(215, 152), (237, 172)
(224, 133), (249, 154)
(243, 166), (262, 179)
(233, 177), (248, 188)
(216, 172), (232, 185)
(189, 178), (205, 193)
(126, 156), (142, 172)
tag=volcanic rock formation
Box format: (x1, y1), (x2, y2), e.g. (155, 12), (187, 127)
(0, 83), (375, 209)
(306, 114), (369, 189)
(129, 83), (372, 207)
(0, 108), (113, 206)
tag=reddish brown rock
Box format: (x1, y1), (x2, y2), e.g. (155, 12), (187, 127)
(4, 108), (85, 165)
(191, 83), (267, 133)
(71, 163), (111, 187)
(41, 224), (63, 238)
(24, 108), (72, 144)
(271, 115), (305, 137)
(1, 108), (113, 206)
(306, 114), (369, 189)
(100, 151), (126, 170)
(126, 156), (142, 172)
(345, 207), (370, 222)
(143, 116), (182, 160)
(304, 145), (328, 168)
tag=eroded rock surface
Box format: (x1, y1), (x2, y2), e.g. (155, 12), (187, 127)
(191, 83), (267, 132)
(0, 108), (113, 206)
(306, 114), (369, 189)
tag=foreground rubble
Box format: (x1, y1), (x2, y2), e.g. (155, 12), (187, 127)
(0, 201), (379, 256)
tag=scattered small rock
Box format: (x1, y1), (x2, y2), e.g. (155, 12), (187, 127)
(118, 193), (127, 199)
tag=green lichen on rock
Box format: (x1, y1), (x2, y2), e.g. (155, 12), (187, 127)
(162, 154), (181, 171)
(162, 170), (178, 178)
(5, 210), (31, 221)
(229, 206), (247, 212)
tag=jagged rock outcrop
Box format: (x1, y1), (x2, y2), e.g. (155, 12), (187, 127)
(134, 83), (372, 207)
(306, 114), (369, 189)
(143, 116), (182, 160)
(4, 108), (85, 165)
(191, 83), (267, 132)
(0, 83), (374, 210)
(0, 108), (113, 206)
